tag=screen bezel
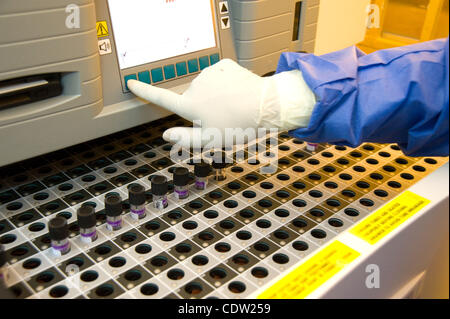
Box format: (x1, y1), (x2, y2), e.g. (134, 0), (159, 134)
(106, 0), (220, 72)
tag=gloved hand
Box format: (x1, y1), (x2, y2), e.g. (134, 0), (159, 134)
(127, 59), (316, 148)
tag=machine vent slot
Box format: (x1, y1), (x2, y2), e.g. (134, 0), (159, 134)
(292, 1), (303, 41)
(0, 73), (63, 111)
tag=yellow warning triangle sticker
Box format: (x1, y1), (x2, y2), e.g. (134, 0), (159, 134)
(96, 21), (109, 38)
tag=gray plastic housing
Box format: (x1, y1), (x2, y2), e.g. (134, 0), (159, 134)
(0, 0), (319, 167)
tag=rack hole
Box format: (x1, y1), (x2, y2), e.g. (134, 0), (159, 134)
(260, 182), (274, 190)
(204, 210), (219, 219)
(109, 257), (126, 268)
(215, 242), (231, 253)
(388, 181), (402, 189)
(293, 166), (305, 173)
(95, 284), (114, 297)
(124, 270), (142, 282)
(160, 232), (176, 242)
(339, 173), (352, 181)
(328, 218), (344, 228)
(251, 267), (269, 279)
(292, 241), (309, 251)
(254, 242), (270, 252)
(400, 173), (414, 180)
(353, 166), (366, 173)
(81, 270), (99, 282)
(272, 254), (289, 264)
(413, 165), (426, 172)
(22, 258), (41, 270)
(256, 219), (271, 229)
(374, 190), (389, 198)
(293, 199), (307, 208)
(49, 286), (68, 298)
(185, 282), (203, 295)
(198, 231), (214, 241)
(228, 281), (246, 294)
(232, 254), (250, 265)
(236, 231), (252, 240)
(324, 182), (338, 189)
(274, 230), (290, 240)
(345, 208), (360, 217)
(182, 221), (198, 230)
(308, 190), (323, 198)
(150, 256), (168, 267)
(141, 284), (159, 296)
(219, 220), (235, 230)
(167, 269), (185, 280)
(424, 158), (437, 165)
(192, 255), (209, 266)
(135, 244), (152, 255)
(311, 229), (327, 239)
(275, 209), (289, 218)
(360, 198), (375, 207)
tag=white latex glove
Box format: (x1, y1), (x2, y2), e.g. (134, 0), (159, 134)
(127, 59), (316, 148)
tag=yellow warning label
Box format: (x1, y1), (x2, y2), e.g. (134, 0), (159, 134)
(258, 241), (360, 299)
(350, 191), (430, 245)
(96, 21), (109, 38)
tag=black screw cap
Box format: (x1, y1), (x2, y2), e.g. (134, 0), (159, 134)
(0, 245), (6, 267)
(48, 217), (69, 241)
(212, 151), (229, 169)
(151, 175), (168, 196)
(77, 206), (96, 229)
(194, 161), (211, 178)
(128, 184), (146, 206)
(105, 194), (123, 217)
(173, 167), (189, 186)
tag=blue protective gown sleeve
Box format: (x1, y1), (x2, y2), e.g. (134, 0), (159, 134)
(277, 38), (449, 157)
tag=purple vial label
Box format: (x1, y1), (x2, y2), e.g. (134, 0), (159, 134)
(52, 241), (70, 252)
(107, 219), (122, 228)
(131, 208), (146, 217)
(175, 189), (188, 198)
(81, 230), (97, 239)
(195, 181), (206, 189)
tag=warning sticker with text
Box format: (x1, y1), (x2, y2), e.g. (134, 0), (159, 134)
(350, 191), (430, 245)
(258, 241), (360, 299)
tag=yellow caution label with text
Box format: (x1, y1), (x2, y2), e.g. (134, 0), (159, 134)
(96, 21), (109, 38)
(258, 241), (360, 299)
(350, 191), (430, 245)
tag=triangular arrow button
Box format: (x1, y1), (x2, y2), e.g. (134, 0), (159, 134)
(221, 4), (228, 13)
(219, 1), (229, 14)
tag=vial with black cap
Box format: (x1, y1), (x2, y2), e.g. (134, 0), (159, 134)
(173, 167), (190, 200)
(49, 216), (71, 256)
(194, 161), (210, 190)
(77, 206), (98, 243)
(151, 175), (168, 210)
(212, 151), (229, 181)
(105, 194), (123, 231)
(128, 184), (147, 220)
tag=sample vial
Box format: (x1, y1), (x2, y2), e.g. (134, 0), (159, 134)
(306, 143), (319, 152)
(128, 184), (147, 220)
(194, 161), (211, 190)
(49, 217), (71, 256)
(105, 194), (123, 231)
(77, 206), (98, 243)
(151, 175), (169, 210)
(212, 151), (229, 181)
(173, 167), (190, 200)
